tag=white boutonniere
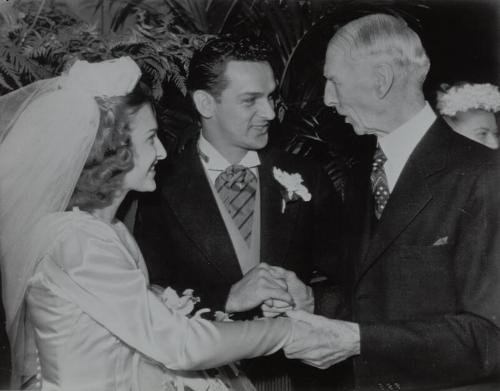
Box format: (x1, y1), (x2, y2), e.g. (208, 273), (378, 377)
(273, 167), (312, 213)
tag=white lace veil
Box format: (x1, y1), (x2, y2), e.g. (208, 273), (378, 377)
(0, 57), (142, 387)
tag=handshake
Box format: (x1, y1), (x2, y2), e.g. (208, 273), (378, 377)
(224, 263), (360, 369)
(224, 262), (315, 315)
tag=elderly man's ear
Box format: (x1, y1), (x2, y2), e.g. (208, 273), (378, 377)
(374, 63), (394, 99)
(193, 90), (216, 118)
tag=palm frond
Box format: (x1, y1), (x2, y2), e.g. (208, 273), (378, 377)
(162, 0), (243, 34)
(162, 0), (204, 32)
(0, 73), (15, 91)
(0, 0), (23, 36)
(19, 0), (47, 45)
(1, 42), (51, 80)
(0, 56), (22, 90)
(168, 72), (186, 95)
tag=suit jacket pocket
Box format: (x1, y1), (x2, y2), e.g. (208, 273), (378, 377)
(385, 244), (456, 318)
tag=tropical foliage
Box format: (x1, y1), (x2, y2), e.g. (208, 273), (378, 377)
(0, 0), (210, 96)
(0, 0), (428, 190)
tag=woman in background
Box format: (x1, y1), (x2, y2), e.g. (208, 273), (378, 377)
(437, 82), (500, 149)
(0, 57), (307, 391)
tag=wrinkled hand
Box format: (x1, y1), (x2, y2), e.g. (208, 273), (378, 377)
(225, 263), (293, 313)
(261, 267), (314, 317)
(283, 310), (360, 369)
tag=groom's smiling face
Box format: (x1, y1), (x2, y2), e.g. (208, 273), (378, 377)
(205, 60), (276, 158)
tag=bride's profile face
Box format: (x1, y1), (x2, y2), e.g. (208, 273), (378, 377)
(123, 104), (167, 192)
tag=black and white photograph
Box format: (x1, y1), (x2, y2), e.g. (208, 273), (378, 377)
(0, 0), (499, 390)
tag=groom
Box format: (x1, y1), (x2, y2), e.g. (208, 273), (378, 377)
(134, 36), (342, 390)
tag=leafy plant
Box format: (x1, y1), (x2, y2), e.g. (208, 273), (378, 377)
(0, 0), (209, 95)
(161, 0), (241, 34)
(0, 0), (429, 184)
(0, 0), (212, 154)
(0, 0), (54, 91)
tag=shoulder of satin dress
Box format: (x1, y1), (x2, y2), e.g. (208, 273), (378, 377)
(32, 209), (119, 255)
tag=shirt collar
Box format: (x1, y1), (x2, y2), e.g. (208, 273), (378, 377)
(198, 134), (261, 171)
(378, 102), (436, 169)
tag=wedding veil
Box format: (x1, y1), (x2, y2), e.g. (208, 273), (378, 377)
(0, 57), (141, 386)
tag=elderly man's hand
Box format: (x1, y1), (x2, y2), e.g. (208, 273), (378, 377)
(224, 263), (294, 313)
(261, 267), (314, 317)
(283, 310), (360, 369)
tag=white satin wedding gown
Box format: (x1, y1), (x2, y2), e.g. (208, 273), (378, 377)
(25, 209), (293, 391)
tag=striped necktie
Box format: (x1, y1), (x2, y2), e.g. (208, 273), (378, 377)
(370, 144), (390, 219)
(215, 165), (257, 246)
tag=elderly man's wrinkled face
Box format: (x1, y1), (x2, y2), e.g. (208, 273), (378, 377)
(449, 109), (499, 149)
(323, 44), (380, 136)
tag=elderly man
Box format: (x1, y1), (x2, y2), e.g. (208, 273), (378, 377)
(135, 36), (341, 390)
(284, 13), (500, 391)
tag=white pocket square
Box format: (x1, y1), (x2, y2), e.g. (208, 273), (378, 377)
(432, 236), (448, 246)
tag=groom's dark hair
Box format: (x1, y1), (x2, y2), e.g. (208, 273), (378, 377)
(186, 35), (273, 100)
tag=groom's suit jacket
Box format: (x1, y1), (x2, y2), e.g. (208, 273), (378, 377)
(134, 141), (343, 390)
(134, 141), (341, 313)
(337, 119), (500, 391)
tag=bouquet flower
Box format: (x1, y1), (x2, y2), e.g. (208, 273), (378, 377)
(154, 287), (251, 391)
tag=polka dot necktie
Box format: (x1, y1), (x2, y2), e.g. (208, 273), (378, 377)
(215, 165), (257, 246)
(370, 144), (390, 219)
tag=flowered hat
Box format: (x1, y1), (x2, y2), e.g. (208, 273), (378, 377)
(436, 82), (500, 117)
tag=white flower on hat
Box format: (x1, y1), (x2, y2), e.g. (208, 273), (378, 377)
(437, 83), (500, 117)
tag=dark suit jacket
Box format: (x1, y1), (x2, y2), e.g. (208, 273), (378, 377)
(134, 142), (341, 313)
(338, 119), (500, 391)
(134, 142), (344, 389)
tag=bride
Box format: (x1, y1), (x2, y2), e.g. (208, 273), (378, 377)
(0, 57), (308, 390)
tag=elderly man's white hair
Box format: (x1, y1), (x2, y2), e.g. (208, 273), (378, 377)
(330, 13), (430, 86)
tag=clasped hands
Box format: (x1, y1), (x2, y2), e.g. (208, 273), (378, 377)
(224, 263), (360, 370)
(224, 262), (314, 315)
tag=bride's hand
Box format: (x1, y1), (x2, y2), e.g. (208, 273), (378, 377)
(225, 263), (294, 313)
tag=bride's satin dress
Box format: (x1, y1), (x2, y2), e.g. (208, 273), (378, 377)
(25, 210), (293, 391)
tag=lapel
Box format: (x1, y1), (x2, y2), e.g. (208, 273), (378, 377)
(343, 150), (375, 276)
(356, 119), (451, 281)
(161, 143), (242, 282)
(259, 150), (300, 268)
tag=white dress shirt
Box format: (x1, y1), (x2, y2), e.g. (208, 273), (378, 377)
(197, 135), (261, 273)
(197, 135), (260, 183)
(378, 102), (437, 192)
